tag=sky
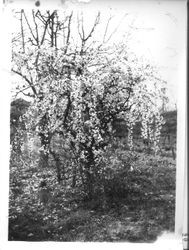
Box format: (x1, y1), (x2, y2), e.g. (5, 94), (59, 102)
(73, 0), (186, 110)
(9, 0), (187, 110)
(78, 0), (186, 109)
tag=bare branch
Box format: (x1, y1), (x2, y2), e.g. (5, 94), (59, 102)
(77, 12), (100, 55)
(38, 11), (53, 45)
(36, 10), (48, 24)
(103, 13), (128, 43)
(64, 11), (73, 54)
(84, 12), (100, 42)
(20, 10), (25, 53)
(23, 10), (37, 44)
(77, 13), (83, 41)
(81, 13), (85, 41)
(40, 20), (49, 45)
(103, 14), (113, 43)
(12, 69), (38, 96)
(13, 85), (35, 99)
(32, 10), (39, 47)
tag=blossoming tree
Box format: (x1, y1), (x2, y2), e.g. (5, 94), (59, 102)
(11, 10), (167, 199)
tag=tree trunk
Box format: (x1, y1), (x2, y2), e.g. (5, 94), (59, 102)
(85, 168), (94, 200)
(83, 148), (95, 200)
(50, 149), (62, 183)
(72, 163), (77, 188)
(38, 133), (51, 168)
(171, 146), (176, 160)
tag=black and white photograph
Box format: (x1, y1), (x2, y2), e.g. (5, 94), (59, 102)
(0, 0), (187, 248)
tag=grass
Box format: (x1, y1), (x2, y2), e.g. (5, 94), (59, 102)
(8, 150), (176, 242)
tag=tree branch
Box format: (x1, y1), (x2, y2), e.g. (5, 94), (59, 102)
(32, 10), (39, 47)
(12, 69), (38, 96)
(20, 10), (25, 53)
(23, 10), (37, 44)
(64, 11), (73, 54)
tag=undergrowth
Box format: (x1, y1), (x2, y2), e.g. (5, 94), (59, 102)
(9, 151), (176, 242)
